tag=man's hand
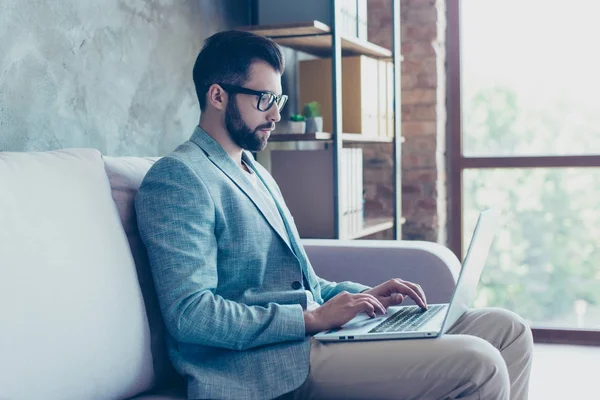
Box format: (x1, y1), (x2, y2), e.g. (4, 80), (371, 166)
(363, 279), (428, 310)
(303, 291), (386, 335)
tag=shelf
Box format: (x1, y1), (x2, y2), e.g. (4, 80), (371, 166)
(342, 134), (393, 143)
(269, 132), (404, 144)
(242, 20), (332, 37)
(240, 21), (393, 59)
(348, 217), (395, 240)
(269, 132), (333, 142)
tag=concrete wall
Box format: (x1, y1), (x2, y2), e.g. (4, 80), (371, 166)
(0, 0), (249, 156)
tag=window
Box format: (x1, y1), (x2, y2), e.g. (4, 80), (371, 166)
(448, 0), (600, 339)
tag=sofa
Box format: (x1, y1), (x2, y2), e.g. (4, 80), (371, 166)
(0, 148), (461, 400)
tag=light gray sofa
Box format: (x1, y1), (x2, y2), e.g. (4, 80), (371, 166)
(0, 148), (461, 400)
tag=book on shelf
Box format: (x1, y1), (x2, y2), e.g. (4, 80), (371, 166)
(353, 148), (364, 235)
(349, 148), (357, 236)
(386, 61), (395, 139)
(340, 148), (364, 238)
(340, 148), (349, 237)
(357, 0), (368, 40)
(377, 60), (387, 138)
(357, 148), (364, 233)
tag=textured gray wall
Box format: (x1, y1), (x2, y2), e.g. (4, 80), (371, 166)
(0, 0), (250, 156)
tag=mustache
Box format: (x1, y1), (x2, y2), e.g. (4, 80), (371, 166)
(255, 123), (275, 131)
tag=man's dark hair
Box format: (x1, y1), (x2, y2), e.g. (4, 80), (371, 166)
(193, 30), (285, 111)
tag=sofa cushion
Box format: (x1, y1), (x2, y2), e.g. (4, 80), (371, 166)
(0, 149), (154, 400)
(102, 156), (158, 242)
(103, 156), (183, 391)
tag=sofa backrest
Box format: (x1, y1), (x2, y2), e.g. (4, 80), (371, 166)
(102, 155), (183, 392)
(0, 149), (156, 400)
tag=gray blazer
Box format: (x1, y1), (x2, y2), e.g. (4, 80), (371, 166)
(135, 127), (369, 399)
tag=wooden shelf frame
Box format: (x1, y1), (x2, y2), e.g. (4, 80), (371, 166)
(346, 217), (406, 240)
(240, 21), (394, 59)
(347, 217), (394, 240)
(268, 132), (405, 144)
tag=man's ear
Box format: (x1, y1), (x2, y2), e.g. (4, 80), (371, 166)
(207, 83), (227, 111)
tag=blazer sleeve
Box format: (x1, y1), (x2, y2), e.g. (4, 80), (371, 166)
(135, 157), (306, 351)
(316, 277), (371, 302)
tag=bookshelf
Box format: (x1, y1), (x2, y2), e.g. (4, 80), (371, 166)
(246, 0), (403, 240)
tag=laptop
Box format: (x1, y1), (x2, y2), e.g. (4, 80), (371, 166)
(314, 209), (500, 342)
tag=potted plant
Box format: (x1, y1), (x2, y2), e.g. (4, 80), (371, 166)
(303, 101), (323, 133)
(289, 114), (306, 134)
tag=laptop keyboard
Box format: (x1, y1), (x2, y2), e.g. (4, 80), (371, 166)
(369, 304), (446, 333)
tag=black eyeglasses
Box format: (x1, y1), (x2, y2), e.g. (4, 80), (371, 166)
(218, 83), (288, 112)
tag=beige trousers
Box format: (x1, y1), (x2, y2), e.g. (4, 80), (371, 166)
(290, 308), (533, 400)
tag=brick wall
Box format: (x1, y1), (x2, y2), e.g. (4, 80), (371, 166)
(365, 0), (447, 242)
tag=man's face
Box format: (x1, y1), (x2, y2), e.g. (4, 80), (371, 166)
(225, 61), (282, 152)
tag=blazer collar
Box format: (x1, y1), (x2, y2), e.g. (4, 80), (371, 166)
(189, 126), (291, 247)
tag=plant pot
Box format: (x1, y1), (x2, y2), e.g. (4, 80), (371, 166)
(288, 121), (306, 134)
(305, 116), (323, 133)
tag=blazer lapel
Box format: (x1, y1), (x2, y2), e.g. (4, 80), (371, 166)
(245, 155), (300, 244)
(189, 127), (291, 248)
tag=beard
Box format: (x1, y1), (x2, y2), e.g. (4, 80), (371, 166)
(225, 97), (274, 152)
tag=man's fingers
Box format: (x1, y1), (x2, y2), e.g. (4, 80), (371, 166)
(380, 293), (404, 308)
(400, 280), (428, 305)
(357, 301), (376, 318)
(355, 293), (386, 315)
(394, 279), (428, 310)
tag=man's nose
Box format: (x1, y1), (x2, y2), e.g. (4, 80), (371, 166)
(267, 105), (281, 123)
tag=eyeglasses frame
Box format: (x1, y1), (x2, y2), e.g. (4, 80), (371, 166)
(217, 83), (288, 112)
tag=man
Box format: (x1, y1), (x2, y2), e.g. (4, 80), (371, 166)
(135, 30), (533, 400)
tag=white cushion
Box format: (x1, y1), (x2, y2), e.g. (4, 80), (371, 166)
(0, 149), (154, 400)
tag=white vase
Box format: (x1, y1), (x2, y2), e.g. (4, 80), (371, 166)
(288, 121), (306, 134)
(305, 116), (323, 133)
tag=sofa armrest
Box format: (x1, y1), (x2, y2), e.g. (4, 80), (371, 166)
(302, 239), (461, 305)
